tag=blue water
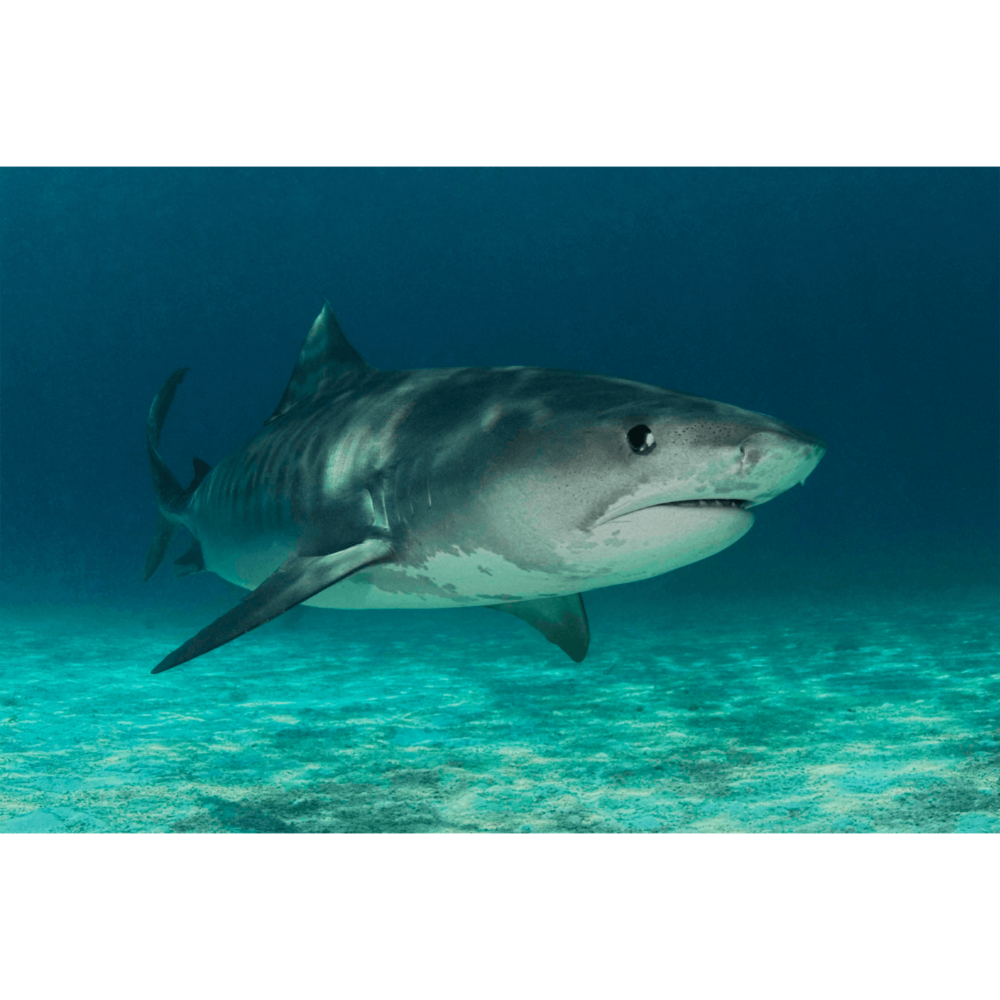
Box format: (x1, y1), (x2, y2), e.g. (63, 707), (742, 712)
(1, 168), (997, 833)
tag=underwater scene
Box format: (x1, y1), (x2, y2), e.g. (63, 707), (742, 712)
(1, 168), (997, 833)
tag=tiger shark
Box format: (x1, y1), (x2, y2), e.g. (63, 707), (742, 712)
(144, 303), (825, 673)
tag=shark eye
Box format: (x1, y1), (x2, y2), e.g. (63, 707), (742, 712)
(627, 424), (655, 455)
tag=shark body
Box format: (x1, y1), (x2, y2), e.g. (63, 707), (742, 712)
(145, 304), (825, 673)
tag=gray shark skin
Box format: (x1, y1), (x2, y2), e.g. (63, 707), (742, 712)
(145, 303), (826, 673)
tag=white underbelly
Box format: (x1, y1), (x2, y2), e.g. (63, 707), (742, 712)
(197, 503), (753, 610)
(202, 536), (581, 610)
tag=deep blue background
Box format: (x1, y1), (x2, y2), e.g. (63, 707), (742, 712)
(1, 169), (996, 613)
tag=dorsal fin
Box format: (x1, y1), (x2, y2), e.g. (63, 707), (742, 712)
(265, 302), (373, 426)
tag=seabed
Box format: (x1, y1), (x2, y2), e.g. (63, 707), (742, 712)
(1, 584), (997, 833)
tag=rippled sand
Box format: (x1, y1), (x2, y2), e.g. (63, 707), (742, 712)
(1, 584), (997, 833)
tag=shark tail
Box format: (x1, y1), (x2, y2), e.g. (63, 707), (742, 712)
(143, 368), (211, 581)
(143, 511), (179, 582)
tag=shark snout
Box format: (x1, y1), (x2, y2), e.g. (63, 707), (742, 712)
(735, 429), (826, 506)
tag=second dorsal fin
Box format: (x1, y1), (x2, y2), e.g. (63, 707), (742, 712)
(265, 302), (373, 426)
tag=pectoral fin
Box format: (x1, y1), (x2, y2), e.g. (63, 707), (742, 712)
(151, 538), (393, 674)
(488, 594), (590, 662)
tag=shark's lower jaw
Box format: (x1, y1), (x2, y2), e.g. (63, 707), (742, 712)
(660, 498), (749, 509)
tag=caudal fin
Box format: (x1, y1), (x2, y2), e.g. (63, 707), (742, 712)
(143, 369), (211, 580)
(143, 511), (178, 582)
(146, 368), (189, 511)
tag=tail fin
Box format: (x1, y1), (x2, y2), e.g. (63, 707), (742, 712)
(144, 512), (178, 582)
(146, 368), (189, 512)
(143, 369), (211, 581)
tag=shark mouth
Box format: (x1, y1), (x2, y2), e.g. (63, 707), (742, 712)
(597, 496), (753, 527)
(660, 498), (750, 509)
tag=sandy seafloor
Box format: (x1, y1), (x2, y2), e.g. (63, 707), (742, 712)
(1, 583), (997, 834)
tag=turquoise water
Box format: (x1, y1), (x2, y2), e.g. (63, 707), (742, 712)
(1, 583), (997, 833)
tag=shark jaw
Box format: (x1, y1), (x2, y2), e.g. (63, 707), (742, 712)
(592, 483), (757, 526)
(597, 496), (752, 524)
(582, 499), (756, 588)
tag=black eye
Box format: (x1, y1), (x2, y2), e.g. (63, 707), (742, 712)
(627, 424), (655, 455)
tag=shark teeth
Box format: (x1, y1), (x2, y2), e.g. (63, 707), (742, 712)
(663, 499), (748, 509)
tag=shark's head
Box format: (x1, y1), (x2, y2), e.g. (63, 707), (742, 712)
(403, 368), (826, 596)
